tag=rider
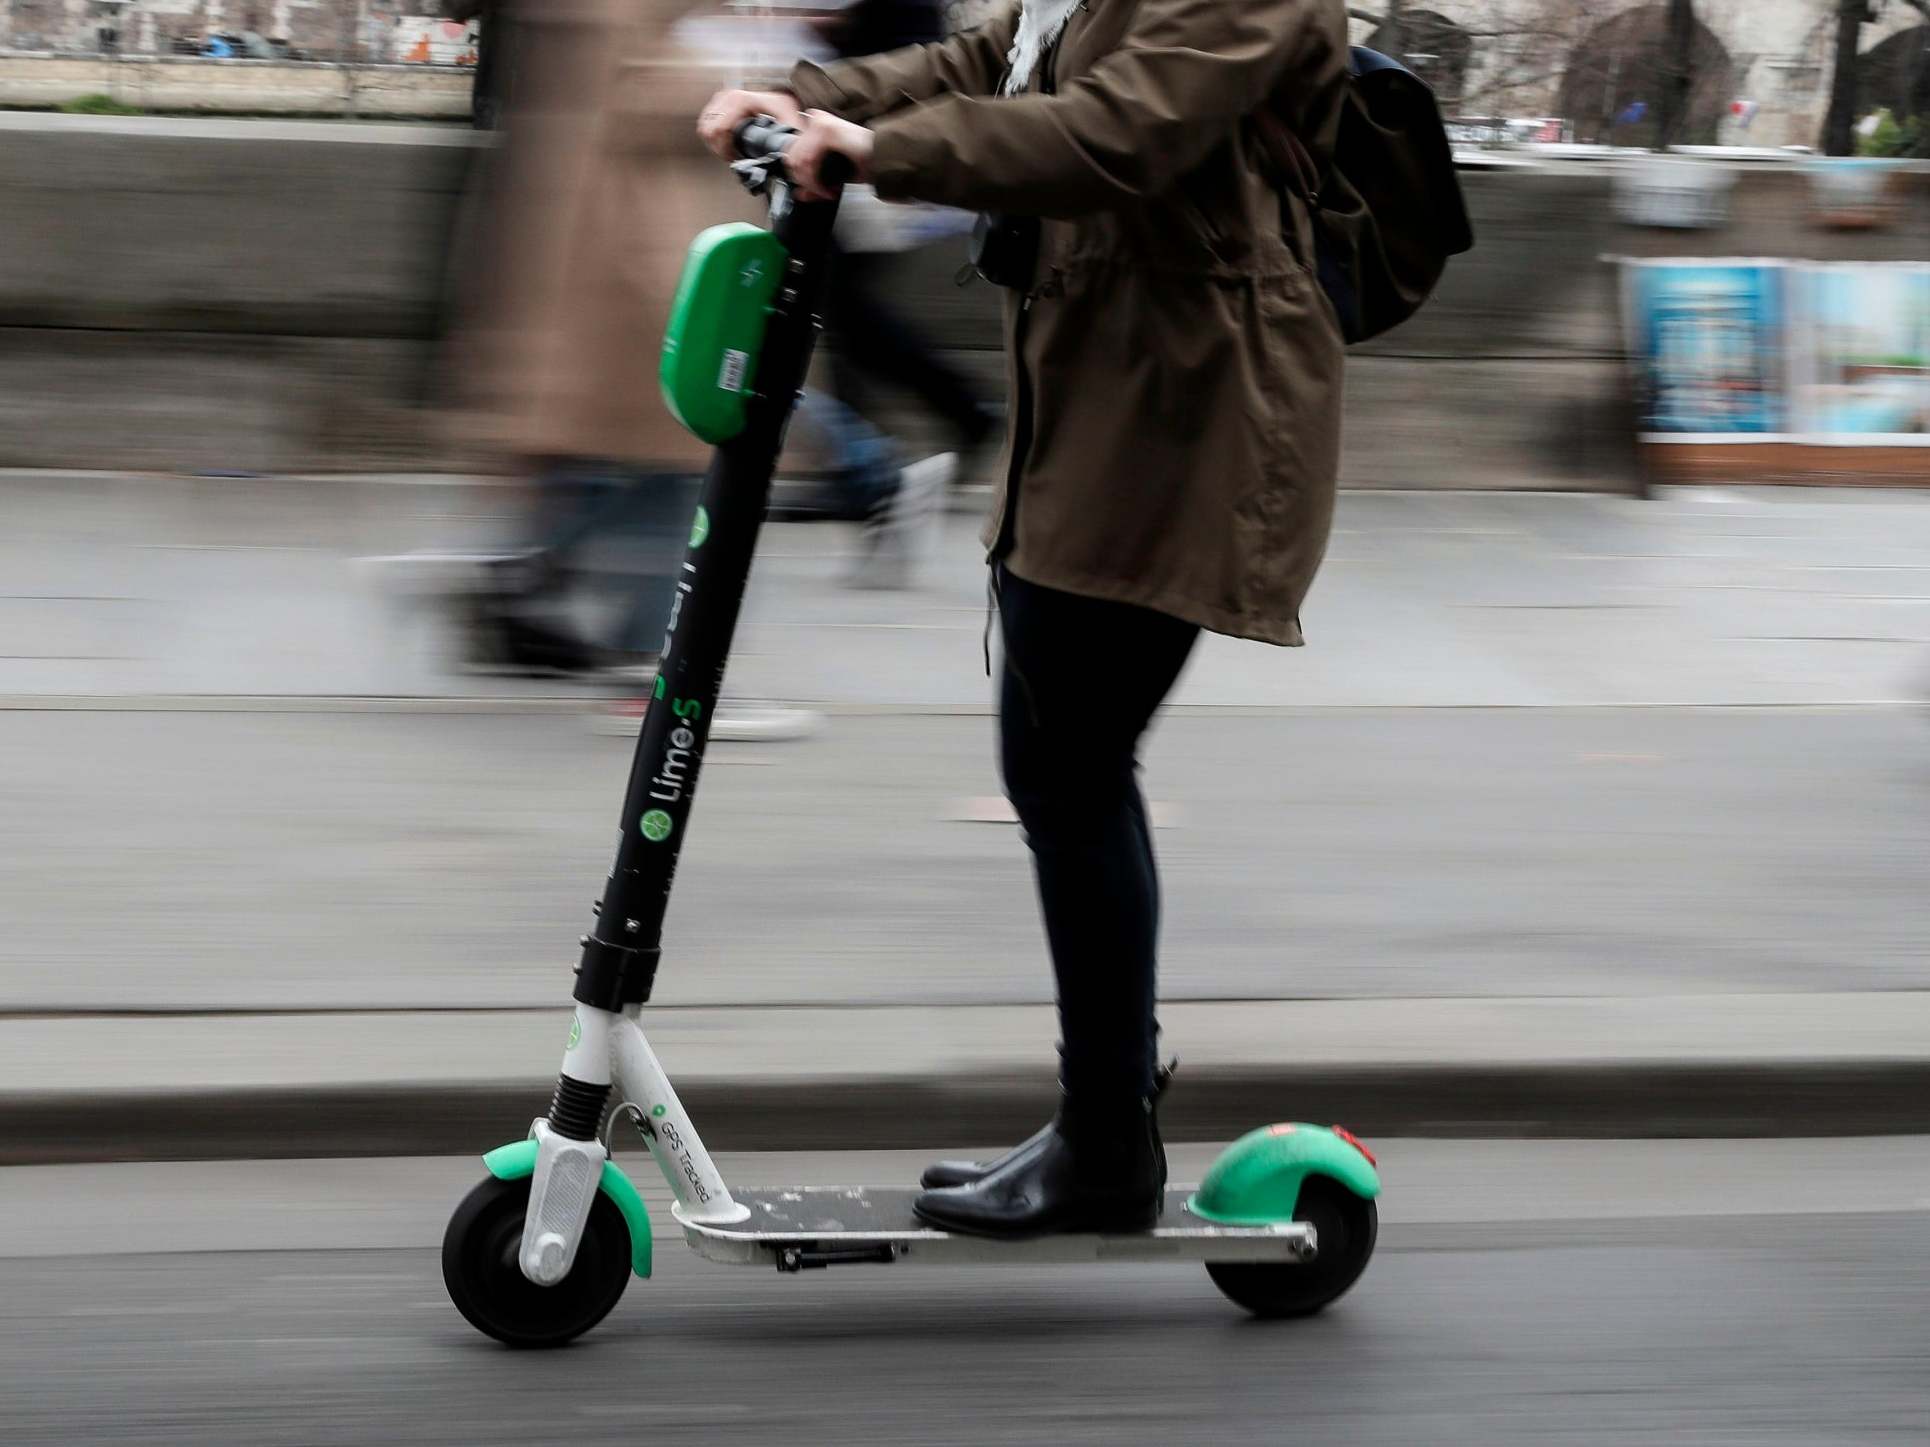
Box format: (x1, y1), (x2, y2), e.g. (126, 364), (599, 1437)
(701, 0), (1351, 1237)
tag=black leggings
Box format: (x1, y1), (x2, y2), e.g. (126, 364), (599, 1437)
(996, 564), (1200, 1100)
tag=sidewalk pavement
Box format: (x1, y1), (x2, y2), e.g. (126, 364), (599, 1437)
(2, 474), (1927, 708)
(8, 994), (1930, 1164)
(3, 475), (1928, 1159)
(4, 705), (1925, 1011)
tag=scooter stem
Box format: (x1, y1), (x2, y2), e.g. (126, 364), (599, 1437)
(547, 182), (843, 1139)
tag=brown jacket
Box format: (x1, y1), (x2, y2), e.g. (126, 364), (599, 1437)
(794, 0), (1349, 644)
(454, 0), (741, 471)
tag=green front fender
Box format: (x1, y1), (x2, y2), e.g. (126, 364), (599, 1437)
(482, 1139), (653, 1279)
(1187, 1123), (1382, 1227)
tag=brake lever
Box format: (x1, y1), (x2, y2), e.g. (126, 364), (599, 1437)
(731, 156), (776, 196)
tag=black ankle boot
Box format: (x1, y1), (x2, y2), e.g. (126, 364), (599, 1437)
(919, 1123), (1053, 1190)
(912, 1092), (1165, 1238)
(919, 1063), (1175, 1190)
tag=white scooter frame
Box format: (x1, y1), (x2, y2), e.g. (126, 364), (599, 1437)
(518, 1003), (1319, 1286)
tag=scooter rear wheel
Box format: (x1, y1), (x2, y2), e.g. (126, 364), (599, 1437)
(442, 1174), (631, 1347)
(1205, 1177), (1378, 1319)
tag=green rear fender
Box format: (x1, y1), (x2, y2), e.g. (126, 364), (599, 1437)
(482, 1139), (652, 1279)
(1187, 1123), (1381, 1226)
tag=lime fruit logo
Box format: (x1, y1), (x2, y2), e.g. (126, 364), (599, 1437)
(566, 1017), (581, 1051)
(689, 506), (710, 548)
(651, 1104), (667, 1118)
(640, 809), (674, 843)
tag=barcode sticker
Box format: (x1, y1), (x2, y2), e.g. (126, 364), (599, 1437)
(718, 349), (748, 393)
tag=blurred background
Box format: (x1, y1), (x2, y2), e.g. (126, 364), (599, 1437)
(2, 3), (1929, 1443)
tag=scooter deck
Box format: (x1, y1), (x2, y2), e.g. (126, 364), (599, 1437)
(674, 1186), (1319, 1270)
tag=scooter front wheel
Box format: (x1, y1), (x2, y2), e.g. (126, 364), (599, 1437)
(1205, 1177), (1378, 1319)
(442, 1174), (631, 1347)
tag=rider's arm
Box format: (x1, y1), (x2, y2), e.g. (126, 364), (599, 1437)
(861, 0), (1331, 217)
(788, 1), (1021, 122)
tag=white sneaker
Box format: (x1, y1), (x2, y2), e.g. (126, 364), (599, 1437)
(588, 698), (822, 742)
(588, 696), (653, 737)
(849, 452), (957, 590)
(593, 656), (661, 689)
(709, 703), (824, 742)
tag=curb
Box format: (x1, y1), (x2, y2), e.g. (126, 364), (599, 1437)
(11, 1058), (1930, 1165)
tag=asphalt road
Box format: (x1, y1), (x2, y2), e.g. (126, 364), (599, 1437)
(5, 1217), (1925, 1446)
(4, 1144), (1928, 1445)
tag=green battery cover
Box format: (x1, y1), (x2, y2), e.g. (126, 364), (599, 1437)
(660, 222), (788, 444)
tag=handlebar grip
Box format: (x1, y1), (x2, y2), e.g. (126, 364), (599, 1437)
(732, 114), (856, 191)
(733, 115), (793, 163)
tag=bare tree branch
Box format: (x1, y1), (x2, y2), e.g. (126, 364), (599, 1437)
(1455, 66), (1579, 110)
(1382, 0), (1407, 54)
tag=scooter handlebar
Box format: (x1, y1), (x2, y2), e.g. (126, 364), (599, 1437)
(732, 114), (792, 162)
(731, 115), (854, 189)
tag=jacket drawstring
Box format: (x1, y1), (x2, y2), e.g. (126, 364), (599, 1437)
(983, 565), (999, 678)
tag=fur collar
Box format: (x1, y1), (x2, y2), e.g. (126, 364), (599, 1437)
(1003, 0), (1081, 95)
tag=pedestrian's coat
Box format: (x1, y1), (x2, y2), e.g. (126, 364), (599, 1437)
(456, 0), (748, 472)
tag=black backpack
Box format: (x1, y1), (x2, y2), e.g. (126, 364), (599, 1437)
(1256, 47), (1474, 344)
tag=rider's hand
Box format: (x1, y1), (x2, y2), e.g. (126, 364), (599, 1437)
(697, 89), (804, 160)
(785, 110), (875, 201)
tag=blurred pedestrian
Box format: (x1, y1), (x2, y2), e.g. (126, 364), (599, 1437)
(816, 0), (999, 466)
(440, 0), (736, 680)
(799, 0), (997, 588)
(703, 0), (1351, 1234)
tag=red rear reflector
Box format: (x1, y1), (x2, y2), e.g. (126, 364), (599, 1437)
(1331, 1125), (1376, 1166)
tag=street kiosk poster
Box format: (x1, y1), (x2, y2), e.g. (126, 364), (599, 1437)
(1623, 260), (1791, 441)
(1793, 263), (1930, 443)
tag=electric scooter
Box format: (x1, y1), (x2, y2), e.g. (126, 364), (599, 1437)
(440, 119), (1383, 1348)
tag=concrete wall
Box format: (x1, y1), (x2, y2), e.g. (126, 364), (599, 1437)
(0, 113), (469, 474)
(0, 52), (471, 115)
(3, 113), (1930, 485)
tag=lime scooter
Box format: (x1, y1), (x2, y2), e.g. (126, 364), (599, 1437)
(440, 119), (1382, 1347)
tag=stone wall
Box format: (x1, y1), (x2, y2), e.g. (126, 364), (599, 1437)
(2, 113), (1928, 486)
(0, 51), (471, 112)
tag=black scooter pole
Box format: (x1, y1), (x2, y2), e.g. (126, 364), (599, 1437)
(551, 128), (849, 1137)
